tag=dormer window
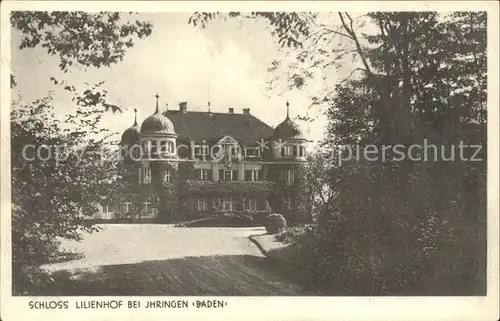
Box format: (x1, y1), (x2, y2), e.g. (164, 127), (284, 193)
(245, 147), (260, 158)
(194, 145), (208, 158)
(223, 144), (237, 157)
(215, 135), (241, 160)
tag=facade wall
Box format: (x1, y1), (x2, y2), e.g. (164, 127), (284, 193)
(98, 125), (309, 223)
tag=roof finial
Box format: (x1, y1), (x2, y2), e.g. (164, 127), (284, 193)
(133, 108), (138, 126)
(165, 103), (168, 113)
(155, 93), (160, 114)
(286, 101), (290, 119)
(208, 101), (211, 113)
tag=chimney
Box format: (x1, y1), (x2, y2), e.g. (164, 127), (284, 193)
(179, 101), (187, 114)
(244, 108), (252, 127)
(228, 108), (234, 114)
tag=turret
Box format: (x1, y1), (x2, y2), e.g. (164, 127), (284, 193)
(271, 101), (308, 161)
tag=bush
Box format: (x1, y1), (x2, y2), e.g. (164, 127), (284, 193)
(265, 214), (287, 234)
(285, 157), (486, 295)
(275, 225), (311, 244)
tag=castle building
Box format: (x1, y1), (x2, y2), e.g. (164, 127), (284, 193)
(96, 94), (309, 223)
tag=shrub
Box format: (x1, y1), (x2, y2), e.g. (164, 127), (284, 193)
(275, 225), (311, 244)
(285, 157), (486, 295)
(265, 214), (287, 234)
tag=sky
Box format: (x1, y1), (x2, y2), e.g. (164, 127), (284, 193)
(11, 12), (342, 145)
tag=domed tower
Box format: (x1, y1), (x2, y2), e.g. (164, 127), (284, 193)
(271, 101), (308, 161)
(120, 108), (140, 163)
(119, 109), (142, 191)
(138, 94), (179, 223)
(268, 101), (309, 223)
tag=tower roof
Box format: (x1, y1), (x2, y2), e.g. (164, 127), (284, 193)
(120, 108), (140, 145)
(273, 101), (305, 140)
(140, 93), (176, 135)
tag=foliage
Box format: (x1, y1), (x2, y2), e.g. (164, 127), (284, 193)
(275, 225), (312, 244)
(11, 11), (152, 72)
(189, 12), (314, 48)
(11, 95), (121, 294)
(320, 13), (486, 293)
(11, 11), (152, 112)
(196, 11), (487, 294)
(303, 152), (335, 221)
(10, 11), (152, 294)
(265, 214), (287, 234)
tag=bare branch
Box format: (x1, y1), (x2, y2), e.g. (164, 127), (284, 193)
(322, 27), (354, 40)
(339, 68), (367, 85)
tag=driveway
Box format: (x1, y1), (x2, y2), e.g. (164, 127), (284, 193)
(40, 224), (318, 296)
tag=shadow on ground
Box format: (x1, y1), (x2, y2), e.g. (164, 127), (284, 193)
(32, 255), (322, 296)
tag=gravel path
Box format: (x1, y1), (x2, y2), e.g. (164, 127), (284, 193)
(40, 224), (317, 296)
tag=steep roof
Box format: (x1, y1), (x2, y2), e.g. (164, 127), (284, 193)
(163, 110), (274, 144)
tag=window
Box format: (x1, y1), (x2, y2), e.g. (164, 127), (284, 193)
(222, 144), (241, 159)
(123, 202), (132, 213)
(163, 169), (172, 183)
(284, 169), (294, 185)
(142, 168), (152, 184)
(284, 195), (292, 210)
(299, 145), (306, 157)
(160, 141), (174, 153)
(222, 197), (233, 212)
(245, 147), (260, 158)
(103, 204), (114, 213)
(223, 170), (233, 181)
(219, 169), (237, 181)
(282, 145), (293, 157)
(196, 169), (210, 181)
(150, 140), (157, 155)
(245, 170), (261, 181)
(194, 145), (208, 158)
(244, 197), (257, 211)
(223, 144), (234, 156)
(143, 202), (152, 213)
(143, 140), (152, 155)
(197, 197), (207, 211)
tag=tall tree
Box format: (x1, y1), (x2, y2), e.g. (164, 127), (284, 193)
(190, 11), (487, 294)
(10, 11), (153, 294)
